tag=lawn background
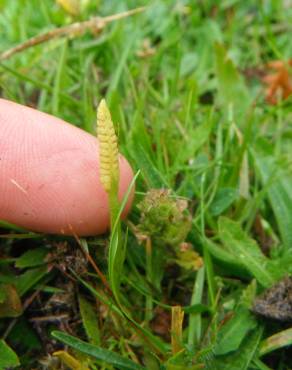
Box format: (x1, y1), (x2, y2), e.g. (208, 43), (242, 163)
(0, 0), (292, 369)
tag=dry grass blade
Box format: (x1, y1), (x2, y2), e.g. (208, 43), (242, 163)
(53, 350), (90, 370)
(171, 305), (184, 354)
(0, 7), (146, 61)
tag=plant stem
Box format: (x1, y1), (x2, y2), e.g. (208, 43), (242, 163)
(145, 237), (153, 322)
(188, 266), (205, 347)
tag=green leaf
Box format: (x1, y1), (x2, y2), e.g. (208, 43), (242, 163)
(0, 220), (27, 232)
(15, 248), (48, 268)
(183, 303), (211, 315)
(239, 280), (257, 309)
(209, 188), (238, 216)
(188, 267), (205, 347)
(214, 43), (250, 120)
(16, 266), (48, 296)
(8, 317), (42, 352)
(213, 327), (263, 370)
(254, 154), (292, 249)
(79, 295), (100, 346)
(218, 217), (274, 287)
(204, 237), (249, 278)
(214, 307), (257, 355)
(0, 340), (20, 369)
(51, 331), (145, 370)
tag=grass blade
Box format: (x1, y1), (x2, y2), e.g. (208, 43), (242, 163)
(259, 327), (292, 356)
(78, 294), (101, 346)
(218, 217), (274, 287)
(51, 331), (146, 370)
(254, 153), (292, 249)
(0, 340), (20, 369)
(188, 266), (205, 347)
(214, 308), (257, 355)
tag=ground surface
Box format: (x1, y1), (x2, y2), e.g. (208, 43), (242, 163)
(0, 1), (292, 369)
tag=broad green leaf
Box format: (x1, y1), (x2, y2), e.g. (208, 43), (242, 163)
(9, 317), (42, 352)
(15, 248), (48, 268)
(218, 217), (274, 287)
(204, 237), (249, 279)
(239, 280), (257, 309)
(209, 188), (238, 216)
(260, 327), (292, 356)
(16, 266), (48, 296)
(0, 340), (20, 369)
(213, 327), (263, 370)
(79, 295), (100, 346)
(51, 331), (146, 370)
(214, 307), (257, 355)
(214, 43), (250, 120)
(254, 154), (292, 249)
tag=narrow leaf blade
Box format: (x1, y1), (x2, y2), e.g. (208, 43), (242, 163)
(51, 331), (145, 370)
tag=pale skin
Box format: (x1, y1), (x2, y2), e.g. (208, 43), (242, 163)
(0, 99), (134, 236)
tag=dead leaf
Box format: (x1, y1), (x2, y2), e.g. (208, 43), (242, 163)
(171, 306), (184, 354)
(262, 59), (292, 104)
(0, 284), (23, 318)
(136, 39), (156, 58)
(252, 276), (292, 321)
(53, 350), (90, 370)
(150, 306), (171, 340)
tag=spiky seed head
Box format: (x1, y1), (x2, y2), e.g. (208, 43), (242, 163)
(97, 99), (119, 193)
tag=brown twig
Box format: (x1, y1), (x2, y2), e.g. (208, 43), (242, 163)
(0, 7), (146, 61)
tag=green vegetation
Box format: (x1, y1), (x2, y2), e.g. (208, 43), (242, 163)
(1, 0), (292, 369)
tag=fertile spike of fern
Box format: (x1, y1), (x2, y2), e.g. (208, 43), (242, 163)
(97, 99), (119, 194)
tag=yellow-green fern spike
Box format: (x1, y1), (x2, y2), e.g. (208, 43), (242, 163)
(97, 99), (119, 194)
